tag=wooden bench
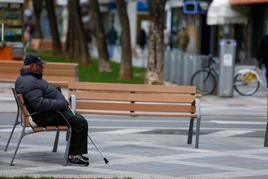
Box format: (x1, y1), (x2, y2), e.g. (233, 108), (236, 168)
(68, 82), (201, 148)
(5, 88), (71, 166)
(0, 60), (79, 87)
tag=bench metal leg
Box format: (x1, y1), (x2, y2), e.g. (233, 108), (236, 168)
(63, 128), (72, 165)
(195, 116), (201, 148)
(52, 129), (60, 152)
(264, 120), (268, 147)
(187, 117), (194, 144)
(10, 128), (25, 166)
(5, 119), (20, 152)
(5, 106), (20, 152)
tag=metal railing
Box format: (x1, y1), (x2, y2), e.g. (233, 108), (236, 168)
(164, 49), (216, 85)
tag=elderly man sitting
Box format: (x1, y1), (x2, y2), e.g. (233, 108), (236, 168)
(15, 54), (89, 166)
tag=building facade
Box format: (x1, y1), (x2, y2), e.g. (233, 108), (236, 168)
(230, 0), (268, 64)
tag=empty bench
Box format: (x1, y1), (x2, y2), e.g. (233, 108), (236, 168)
(68, 82), (201, 148)
(0, 60), (78, 87)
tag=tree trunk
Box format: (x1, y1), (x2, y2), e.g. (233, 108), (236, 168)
(145, 0), (166, 84)
(45, 0), (62, 55)
(32, 0), (43, 38)
(90, 0), (111, 72)
(65, 0), (90, 64)
(116, 0), (132, 80)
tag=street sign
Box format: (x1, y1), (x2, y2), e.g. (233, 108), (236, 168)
(183, 1), (208, 14)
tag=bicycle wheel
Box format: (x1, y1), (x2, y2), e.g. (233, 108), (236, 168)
(233, 73), (260, 96)
(191, 69), (217, 95)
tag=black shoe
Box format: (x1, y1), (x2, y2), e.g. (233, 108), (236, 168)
(67, 155), (89, 166)
(80, 155), (89, 161)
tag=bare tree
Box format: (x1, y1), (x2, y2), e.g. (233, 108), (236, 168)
(45, 0), (62, 55)
(32, 0), (43, 38)
(145, 0), (166, 84)
(65, 0), (90, 64)
(116, 0), (132, 80)
(89, 0), (111, 72)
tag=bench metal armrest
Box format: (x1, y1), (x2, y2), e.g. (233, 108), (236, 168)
(69, 95), (76, 113)
(195, 98), (201, 119)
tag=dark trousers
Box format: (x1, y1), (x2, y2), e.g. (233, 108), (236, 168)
(34, 110), (88, 155)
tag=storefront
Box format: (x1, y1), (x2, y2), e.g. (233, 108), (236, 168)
(0, 0), (24, 61)
(166, 0), (209, 54)
(207, 0), (250, 63)
(230, 0), (268, 63)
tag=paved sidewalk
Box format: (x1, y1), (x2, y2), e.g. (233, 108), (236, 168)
(0, 82), (267, 178)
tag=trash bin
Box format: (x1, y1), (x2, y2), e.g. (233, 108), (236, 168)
(218, 39), (236, 97)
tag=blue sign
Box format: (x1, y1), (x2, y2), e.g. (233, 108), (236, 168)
(137, 1), (149, 12)
(183, 1), (208, 14)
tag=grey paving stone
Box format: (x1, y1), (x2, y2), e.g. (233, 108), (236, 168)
(183, 156), (268, 170)
(232, 131), (265, 138)
(104, 144), (190, 157)
(100, 162), (228, 177)
(234, 176), (268, 179)
(35, 169), (97, 175)
(139, 129), (219, 135)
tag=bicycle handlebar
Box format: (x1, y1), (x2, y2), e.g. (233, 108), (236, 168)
(206, 55), (216, 68)
(208, 55), (216, 63)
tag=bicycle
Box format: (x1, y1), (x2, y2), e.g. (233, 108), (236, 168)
(233, 68), (261, 96)
(190, 55), (261, 96)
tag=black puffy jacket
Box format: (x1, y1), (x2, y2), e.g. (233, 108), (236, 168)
(15, 68), (69, 125)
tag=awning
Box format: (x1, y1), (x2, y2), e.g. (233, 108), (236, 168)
(207, 0), (248, 25)
(230, 0), (268, 5)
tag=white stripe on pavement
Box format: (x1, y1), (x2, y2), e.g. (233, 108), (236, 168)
(211, 120), (266, 125)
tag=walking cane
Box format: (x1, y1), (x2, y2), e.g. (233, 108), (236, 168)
(87, 135), (109, 164)
(68, 104), (109, 164)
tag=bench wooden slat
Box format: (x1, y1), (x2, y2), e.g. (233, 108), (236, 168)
(0, 78), (16, 82)
(44, 76), (76, 81)
(43, 69), (76, 76)
(0, 68), (76, 76)
(71, 91), (195, 103)
(76, 101), (196, 113)
(69, 82), (196, 94)
(0, 74), (19, 79)
(0, 79), (70, 87)
(29, 125), (68, 133)
(0, 75), (74, 85)
(0, 66), (77, 72)
(45, 126), (58, 130)
(0, 60), (78, 68)
(58, 126), (69, 130)
(0, 67), (23, 71)
(76, 110), (196, 117)
(0, 60), (79, 85)
(32, 127), (45, 132)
